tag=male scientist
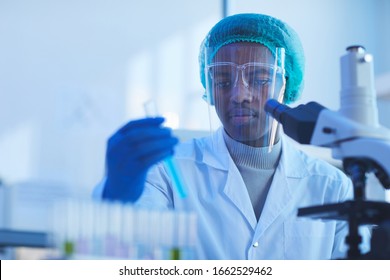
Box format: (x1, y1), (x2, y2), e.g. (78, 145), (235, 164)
(96, 13), (370, 259)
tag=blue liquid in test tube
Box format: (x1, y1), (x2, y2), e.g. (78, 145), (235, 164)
(164, 156), (187, 199)
(144, 100), (187, 199)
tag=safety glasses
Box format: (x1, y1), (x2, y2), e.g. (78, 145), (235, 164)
(207, 62), (284, 92)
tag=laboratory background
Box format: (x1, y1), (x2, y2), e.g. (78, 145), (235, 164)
(1, 0), (390, 259)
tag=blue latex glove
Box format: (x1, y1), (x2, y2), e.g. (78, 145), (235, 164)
(102, 117), (179, 202)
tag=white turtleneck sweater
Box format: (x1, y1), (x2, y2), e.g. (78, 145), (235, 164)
(223, 130), (282, 221)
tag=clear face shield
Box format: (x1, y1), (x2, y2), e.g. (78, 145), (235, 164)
(204, 43), (286, 151)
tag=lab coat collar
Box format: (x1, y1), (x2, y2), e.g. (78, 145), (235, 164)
(202, 128), (257, 227)
(202, 127), (231, 171)
(203, 129), (310, 178)
(255, 137), (311, 236)
(201, 130), (312, 232)
(279, 137), (311, 179)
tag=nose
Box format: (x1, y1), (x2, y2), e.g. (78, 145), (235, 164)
(230, 74), (253, 103)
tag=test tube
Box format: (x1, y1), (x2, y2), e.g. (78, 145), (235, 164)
(134, 208), (151, 259)
(160, 210), (175, 259)
(143, 100), (187, 199)
(92, 201), (105, 257)
(105, 201), (122, 258)
(63, 199), (78, 258)
(185, 212), (198, 259)
(77, 199), (93, 256)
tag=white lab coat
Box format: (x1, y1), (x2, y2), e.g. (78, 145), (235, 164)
(135, 127), (370, 259)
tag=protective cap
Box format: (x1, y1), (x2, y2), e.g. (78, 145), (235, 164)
(199, 13), (305, 104)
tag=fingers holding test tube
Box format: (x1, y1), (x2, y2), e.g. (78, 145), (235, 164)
(103, 116), (179, 203)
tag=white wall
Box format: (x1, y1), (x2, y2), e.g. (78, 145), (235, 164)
(0, 0), (221, 193)
(0, 0), (389, 196)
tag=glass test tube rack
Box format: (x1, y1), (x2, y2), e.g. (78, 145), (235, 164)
(50, 198), (197, 260)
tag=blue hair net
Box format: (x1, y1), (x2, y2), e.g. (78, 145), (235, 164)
(199, 13), (305, 104)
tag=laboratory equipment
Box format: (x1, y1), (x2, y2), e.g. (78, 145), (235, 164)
(143, 100), (188, 199)
(265, 46), (390, 259)
(51, 198), (197, 260)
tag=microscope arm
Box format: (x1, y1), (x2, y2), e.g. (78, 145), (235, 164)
(312, 108), (390, 188)
(265, 99), (390, 189)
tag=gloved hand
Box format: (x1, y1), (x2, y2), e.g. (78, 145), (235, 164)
(102, 117), (179, 202)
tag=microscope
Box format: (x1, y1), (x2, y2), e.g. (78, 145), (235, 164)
(265, 46), (390, 259)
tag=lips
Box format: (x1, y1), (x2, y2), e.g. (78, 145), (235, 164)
(227, 108), (258, 124)
(228, 108), (258, 118)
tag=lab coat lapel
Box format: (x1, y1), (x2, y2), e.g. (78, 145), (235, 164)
(204, 128), (257, 230)
(202, 127), (230, 170)
(223, 163), (258, 230)
(256, 165), (292, 237)
(256, 138), (308, 237)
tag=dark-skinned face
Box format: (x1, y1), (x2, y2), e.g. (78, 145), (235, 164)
(210, 42), (284, 147)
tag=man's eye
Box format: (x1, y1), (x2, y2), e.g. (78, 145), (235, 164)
(215, 80), (232, 88)
(259, 79), (272, 86)
(249, 78), (271, 87)
(213, 73), (233, 88)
